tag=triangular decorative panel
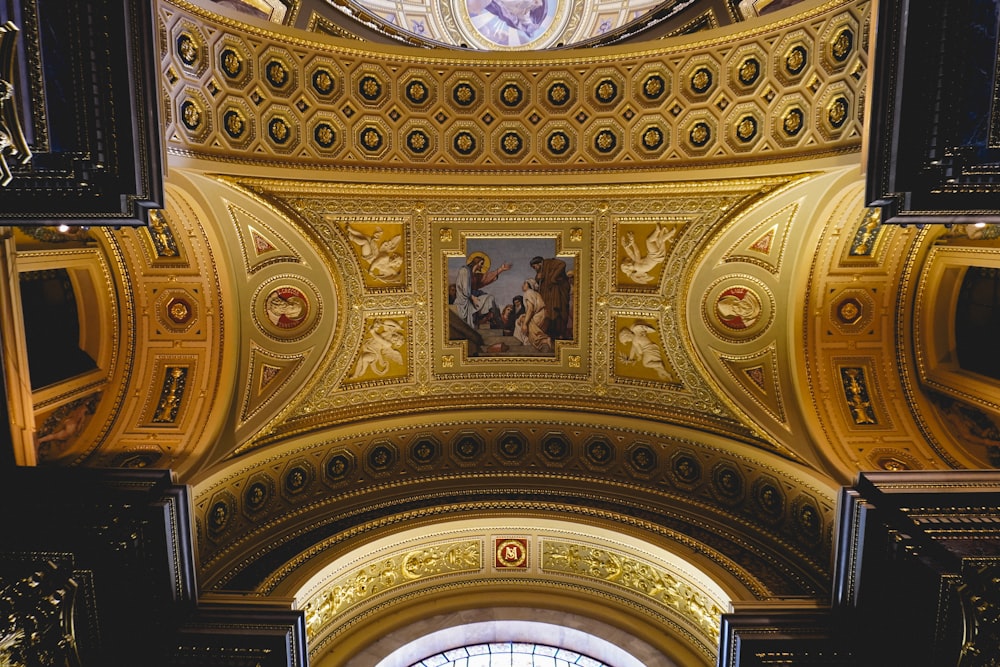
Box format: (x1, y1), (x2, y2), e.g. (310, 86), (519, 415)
(239, 342), (309, 425)
(226, 201), (301, 275)
(724, 202), (797, 274)
(716, 343), (787, 424)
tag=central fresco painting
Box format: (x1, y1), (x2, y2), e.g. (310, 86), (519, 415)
(447, 236), (575, 358)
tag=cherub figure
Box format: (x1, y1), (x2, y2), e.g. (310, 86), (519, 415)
(618, 321), (671, 380)
(620, 223), (675, 284)
(347, 224), (404, 282)
(351, 319), (405, 378)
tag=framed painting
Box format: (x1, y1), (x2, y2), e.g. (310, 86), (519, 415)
(433, 219), (588, 375)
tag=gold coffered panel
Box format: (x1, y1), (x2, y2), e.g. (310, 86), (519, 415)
(158, 0), (868, 175)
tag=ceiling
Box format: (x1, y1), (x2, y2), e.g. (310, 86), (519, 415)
(15, 0), (1000, 664)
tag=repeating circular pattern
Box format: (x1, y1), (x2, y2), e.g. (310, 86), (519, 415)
(367, 442), (399, 473)
(165, 4), (865, 170)
(497, 431), (526, 460)
(453, 433), (485, 462)
(541, 433), (571, 462)
(264, 57), (291, 89)
(785, 45), (808, 76)
(325, 451), (354, 483)
(410, 437), (441, 466)
(312, 68), (336, 96)
(584, 438), (614, 467)
(712, 463), (744, 502)
(283, 462), (313, 495)
(671, 452), (702, 485)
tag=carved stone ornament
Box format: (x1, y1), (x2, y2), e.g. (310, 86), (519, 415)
(0, 22), (33, 187)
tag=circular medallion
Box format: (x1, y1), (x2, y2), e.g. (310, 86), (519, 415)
(264, 286), (308, 329)
(496, 539), (527, 567)
(705, 277), (773, 342)
(167, 297), (192, 324)
(254, 278), (322, 341)
(312, 69), (335, 96)
(716, 286), (762, 330)
(642, 74), (666, 101)
(220, 48), (243, 78)
(460, 0), (560, 49)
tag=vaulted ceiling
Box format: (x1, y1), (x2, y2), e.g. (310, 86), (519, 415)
(17, 0), (1000, 664)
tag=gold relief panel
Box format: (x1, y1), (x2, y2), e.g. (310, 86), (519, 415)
(143, 361), (195, 427)
(615, 219), (679, 290)
(144, 209), (184, 262)
(613, 315), (679, 386)
(834, 359), (891, 429)
(843, 206), (885, 262)
(338, 219), (407, 289)
(302, 539), (481, 638)
(344, 315), (410, 385)
(153, 287), (200, 336)
(433, 219), (588, 376)
(829, 288), (874, 335)
(840, 366), (876, 425)
(540, 539), (723, 646)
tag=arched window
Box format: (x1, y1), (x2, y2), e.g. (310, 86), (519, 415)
(408, 642), (611, 667)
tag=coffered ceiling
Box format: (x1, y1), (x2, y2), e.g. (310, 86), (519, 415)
(17, 0), (1000, 663)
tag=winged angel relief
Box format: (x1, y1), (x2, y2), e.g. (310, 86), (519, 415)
(350, 318), (405, 380)
(620, 223), (675, 285)
(346, 223), (404, 283)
